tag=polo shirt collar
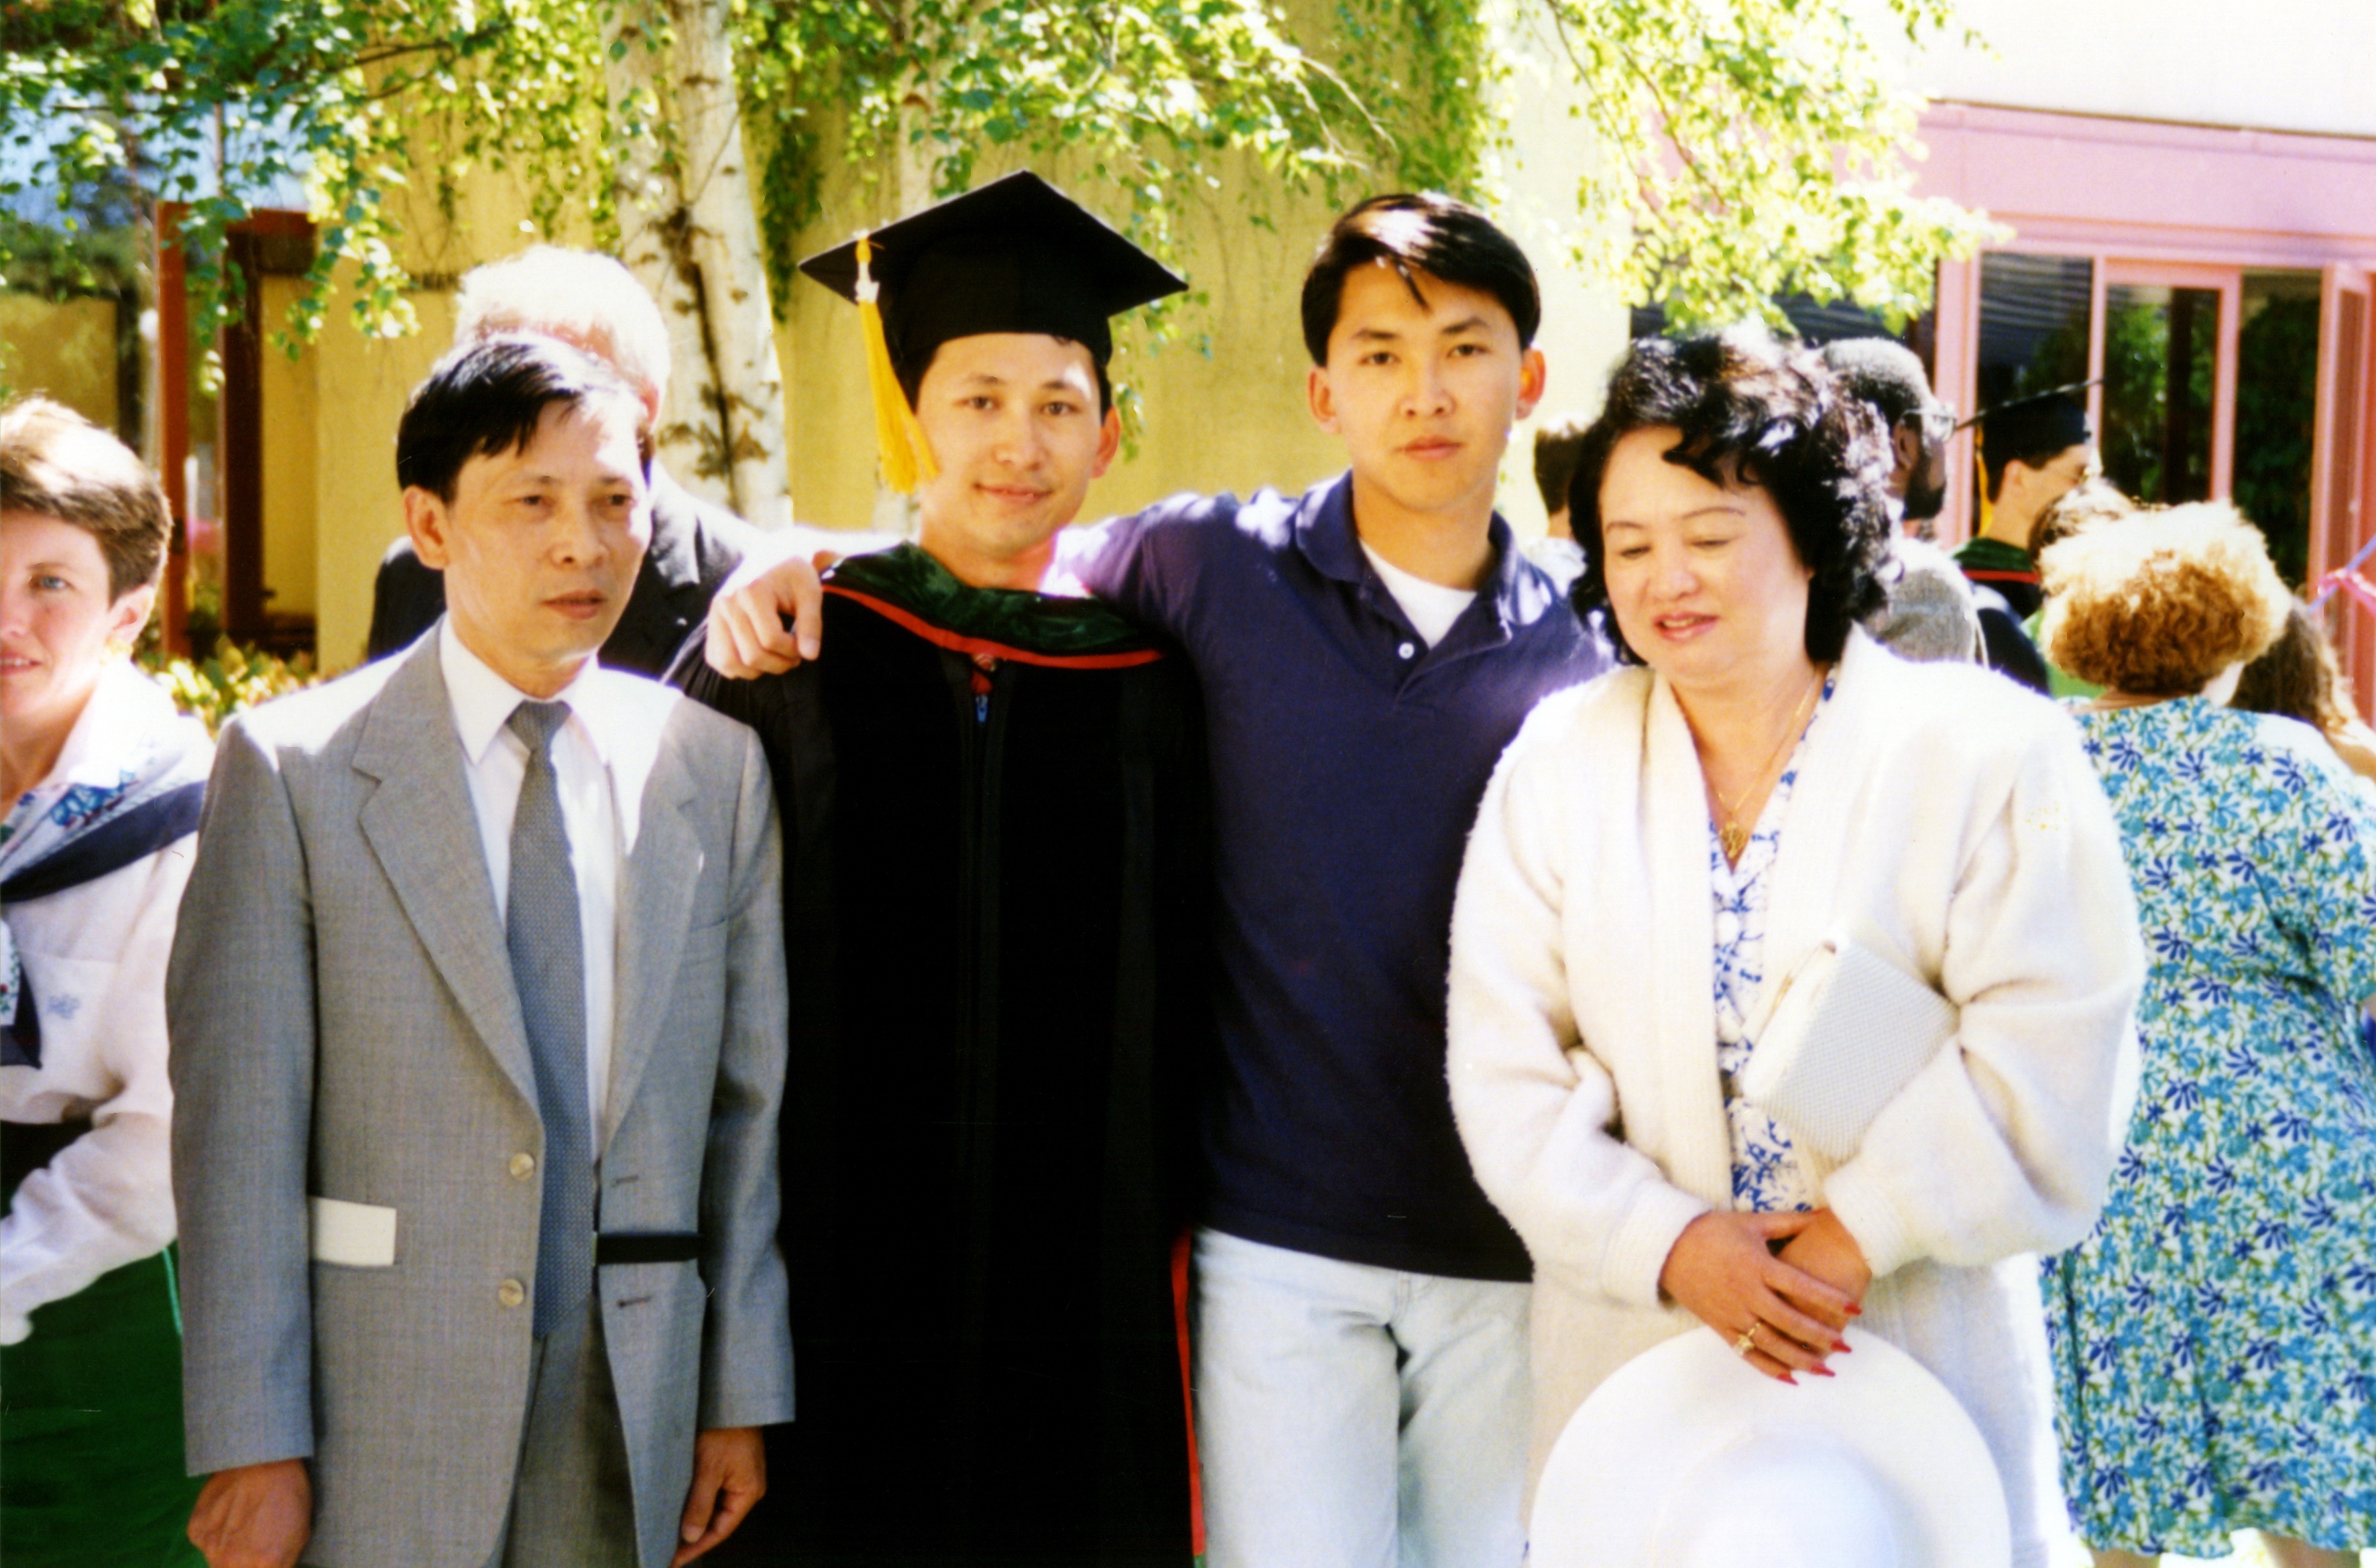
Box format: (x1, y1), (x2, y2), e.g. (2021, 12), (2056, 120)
(1294, 471), (1547, 638)
(1293, 473), (1371, 585)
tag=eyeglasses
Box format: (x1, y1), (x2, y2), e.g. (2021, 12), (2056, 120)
(1898, 405), (1958, 445)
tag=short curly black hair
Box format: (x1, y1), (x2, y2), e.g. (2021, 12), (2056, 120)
(1567, 329), (1893, 665)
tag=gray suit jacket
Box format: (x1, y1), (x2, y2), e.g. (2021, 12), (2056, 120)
(168, 633), (794, 1568)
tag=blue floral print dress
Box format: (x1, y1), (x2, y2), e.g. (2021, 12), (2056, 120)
(1712, 674), (1836, 1214)
(2045, 697), (2376, 1554)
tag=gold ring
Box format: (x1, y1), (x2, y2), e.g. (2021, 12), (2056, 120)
(1733, 1323), (1758, 1356)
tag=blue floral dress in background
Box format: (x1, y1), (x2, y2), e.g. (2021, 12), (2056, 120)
(1712, 674), (1835, 1214)
(2046, 697), (2376, 1554)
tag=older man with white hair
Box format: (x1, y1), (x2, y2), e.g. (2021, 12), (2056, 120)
(365, 246), (763, 674)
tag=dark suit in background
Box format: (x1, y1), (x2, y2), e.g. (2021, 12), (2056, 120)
(366, 463), (761, 674)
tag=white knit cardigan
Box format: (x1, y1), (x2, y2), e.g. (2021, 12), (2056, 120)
(1447, 629), (2144, 1563)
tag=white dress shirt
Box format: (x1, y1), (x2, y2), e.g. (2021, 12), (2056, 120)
(438, 621), (623, 1138)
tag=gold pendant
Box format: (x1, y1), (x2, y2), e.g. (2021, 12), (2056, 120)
(1720, 821), (1748, 861)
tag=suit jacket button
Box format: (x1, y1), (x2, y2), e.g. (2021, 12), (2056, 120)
(497, 1278), (526, 1309)
(510, 1152), (536, 1179)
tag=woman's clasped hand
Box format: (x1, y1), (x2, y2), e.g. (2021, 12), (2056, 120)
(1658, 1207), (1866, 1382)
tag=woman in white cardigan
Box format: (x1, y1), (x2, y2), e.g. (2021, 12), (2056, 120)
(1446, 331), (2143, 1565)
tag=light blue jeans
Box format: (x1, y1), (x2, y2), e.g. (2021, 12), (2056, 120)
(1193, 1227), (1531, 1568)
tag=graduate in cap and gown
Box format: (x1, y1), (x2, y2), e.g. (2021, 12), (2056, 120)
(674, 172), (1209, 1565)
(1952, 384), (2099, 694)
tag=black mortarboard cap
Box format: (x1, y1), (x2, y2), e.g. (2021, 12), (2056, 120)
(1956, 379), (2098, 458)
(799, 172), (1186, 388)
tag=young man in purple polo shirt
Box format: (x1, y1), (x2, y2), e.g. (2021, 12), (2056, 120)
(709, 192), (1608, 1565)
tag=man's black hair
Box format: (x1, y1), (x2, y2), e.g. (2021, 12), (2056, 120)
(396, 334), (652, 502)
(1976, 391), (2092, 501)
(1299, 193), (1541, 365)
(1567, 328), (1893, 666)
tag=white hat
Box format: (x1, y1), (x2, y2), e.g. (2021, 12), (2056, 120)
(1530, 1325), (2009, 1568)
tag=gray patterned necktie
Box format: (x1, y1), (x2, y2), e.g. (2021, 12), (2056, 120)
(506, 699), (595, 1335)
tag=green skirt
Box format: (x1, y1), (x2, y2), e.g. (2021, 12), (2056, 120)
(0, 1244), (205, 1567)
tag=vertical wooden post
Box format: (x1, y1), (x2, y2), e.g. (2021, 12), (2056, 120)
(155, 201), (190, 657)
(221, 229), (265, 645)
(1928, 255), (1977, 546)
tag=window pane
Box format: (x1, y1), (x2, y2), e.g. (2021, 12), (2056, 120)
(2104, 284), (2218, 505)
(1976, 254), (2092, 408)
(1974, 254), (2093, 519)
(2235, 269), (2323, 585)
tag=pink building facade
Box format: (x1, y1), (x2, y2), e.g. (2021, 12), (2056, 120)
(1913, 102), (2376, 715)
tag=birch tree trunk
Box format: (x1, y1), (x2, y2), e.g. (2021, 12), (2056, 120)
(605, 0), (792, 530)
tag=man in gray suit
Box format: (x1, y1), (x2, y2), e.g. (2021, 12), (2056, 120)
(362, 245), (764, 676)
(168, 335), (792, 1568)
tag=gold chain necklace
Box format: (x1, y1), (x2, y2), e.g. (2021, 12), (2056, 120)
(1711, 669), (1825, 863)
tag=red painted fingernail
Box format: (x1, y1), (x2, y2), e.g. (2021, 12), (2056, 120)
(1834, 1340), (1854, 1353)
(1781, 1374), (1799, 1386)
(1846, 1305), (1862, 1316)
(1810, 1366), (1837, 1377)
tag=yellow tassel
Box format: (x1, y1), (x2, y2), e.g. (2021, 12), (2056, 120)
(1972, 430), (1992, 537)
(855, 235), (938, 493)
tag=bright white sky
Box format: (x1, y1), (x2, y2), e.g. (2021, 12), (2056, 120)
(1879, 0), (2376, 140)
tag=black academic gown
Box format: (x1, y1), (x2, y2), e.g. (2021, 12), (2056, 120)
(365, 463), (759, 674)
(678, 545), (1208, 1567)
(1952, 536), (2052, 694)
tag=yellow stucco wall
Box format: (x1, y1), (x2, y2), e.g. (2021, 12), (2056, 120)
(774, 158), (1353, 536)
(290, 33), (1632, 664)
(308, 286), (457, 671)
(0, 294), (119, 430)
(259, 276), (320, 617)
(776, 119), (1630, 538)
(306, 160), (583, 670)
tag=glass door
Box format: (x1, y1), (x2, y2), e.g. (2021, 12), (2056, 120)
(2316, 266), (2373, 716)
(2095, 261), (2241, 507)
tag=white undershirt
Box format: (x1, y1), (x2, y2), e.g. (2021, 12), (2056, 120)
(439, 621), (620, 1138)
(1360, 540), (1479, 648)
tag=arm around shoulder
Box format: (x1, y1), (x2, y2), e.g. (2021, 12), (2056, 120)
(1060, 490), (1247, 638)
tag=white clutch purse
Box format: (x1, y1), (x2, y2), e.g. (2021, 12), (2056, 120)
(1738, 936), (1959, 1163)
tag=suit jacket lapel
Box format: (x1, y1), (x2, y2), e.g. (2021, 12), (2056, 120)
(353, 638), (541, 1111)
(601, 729), (703, 1149)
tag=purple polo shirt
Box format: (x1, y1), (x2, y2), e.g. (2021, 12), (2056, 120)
(1062, 473), (1609, 1281)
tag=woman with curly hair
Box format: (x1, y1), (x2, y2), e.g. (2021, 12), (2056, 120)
(2039, 503), (2376, 1567)
(1445, 328), (2142, 1563)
